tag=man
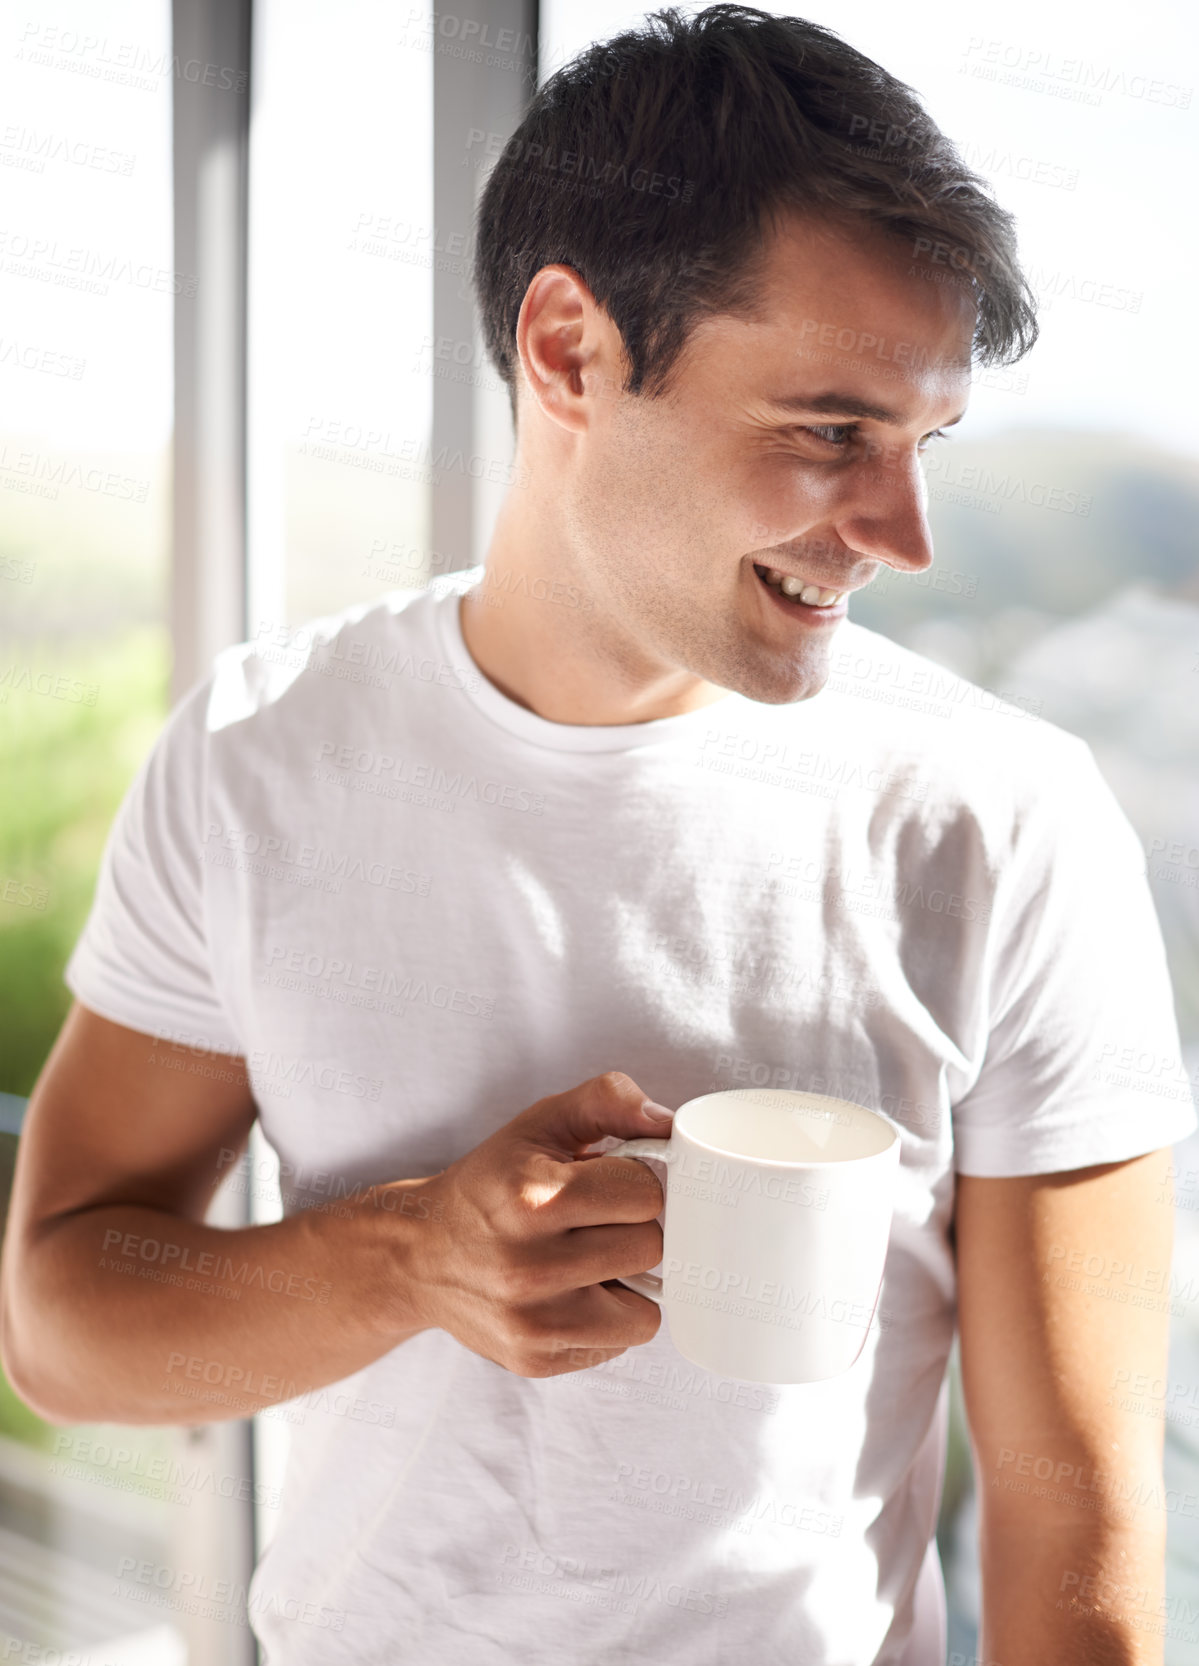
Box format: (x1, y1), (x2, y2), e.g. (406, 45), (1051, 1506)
(2, 6), (1194, 1662)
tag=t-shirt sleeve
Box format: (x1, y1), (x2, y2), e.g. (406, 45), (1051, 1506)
(64, 672), (245, 1057)
(952, 734), (1197, 1177)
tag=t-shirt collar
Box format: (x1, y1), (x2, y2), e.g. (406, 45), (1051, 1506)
(433, 565), (742, 754)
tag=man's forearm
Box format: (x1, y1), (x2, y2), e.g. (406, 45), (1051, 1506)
(979, 1507), (1167, 1665)
(1, 1180), (437, 1425)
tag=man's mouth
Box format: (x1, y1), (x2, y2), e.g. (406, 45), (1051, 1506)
(752, 563), (847, 610)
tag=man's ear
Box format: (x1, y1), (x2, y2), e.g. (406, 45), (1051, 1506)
(514, 264), (618, 435)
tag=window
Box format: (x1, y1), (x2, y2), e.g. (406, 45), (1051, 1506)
(0, 5), (183, 1657)
(246, 0), (434, 634)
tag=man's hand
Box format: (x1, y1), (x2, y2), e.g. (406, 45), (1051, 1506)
(0, 1003), (674, 1426)
(402, 1071), (672, 1378)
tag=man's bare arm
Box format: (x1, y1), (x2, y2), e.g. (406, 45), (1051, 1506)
(0, 1002), (432, 1424)
(0, 1003), (666, 1426)
(956, 1148), (1176, 1665)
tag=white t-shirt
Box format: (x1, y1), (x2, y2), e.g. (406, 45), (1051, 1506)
(65, 566), (1197, 1665)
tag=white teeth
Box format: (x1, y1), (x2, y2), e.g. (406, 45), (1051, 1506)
(758, 567), (845, 607)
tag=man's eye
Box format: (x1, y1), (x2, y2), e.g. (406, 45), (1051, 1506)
(802, 424), (856, 446)
(796, 424), (951, 454)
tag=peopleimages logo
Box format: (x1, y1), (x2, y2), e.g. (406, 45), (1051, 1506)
(246, 1048), (382, 1102)
(921, 452), (1092, 514)
(612, 1462), (844, 1539)
(960, 35), (1192, 109)
(113, 1557), (344, 1630)
(497, 1543), (727, 1617)
(202, 821), (432, 896)
(662, 1257), (884, 1332)
(260, 944), (495, 1021)
(101, 1230), (332, 1303)
(672, 1149), (829, 1209)
(0, 664), (99, 704)
(315, 740), (546, 815)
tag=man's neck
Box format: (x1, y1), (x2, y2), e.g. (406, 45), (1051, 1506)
(457, 524), (731, 728)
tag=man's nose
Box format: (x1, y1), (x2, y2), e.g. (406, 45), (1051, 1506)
(832, 449), (935, 576)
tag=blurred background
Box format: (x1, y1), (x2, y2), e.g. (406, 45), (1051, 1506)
(0, 0), (1195, 1660)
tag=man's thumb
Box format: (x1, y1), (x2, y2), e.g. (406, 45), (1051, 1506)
(523, 1071), (675, 1155)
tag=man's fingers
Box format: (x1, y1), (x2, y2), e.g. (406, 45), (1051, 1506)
(562, 1148), (667, 1220)
(521, 1281), (662, 1372)
(516, 1220), (664, 1299)
(492, 1144), (664, 1243)
(517, 1071), (675, 1157)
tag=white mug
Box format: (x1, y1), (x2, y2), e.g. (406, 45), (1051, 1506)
(608, 1088), (900, 1385)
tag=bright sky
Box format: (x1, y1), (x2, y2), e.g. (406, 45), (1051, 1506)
(1, 0), (1195, 457)
(1, 1), (175, 451)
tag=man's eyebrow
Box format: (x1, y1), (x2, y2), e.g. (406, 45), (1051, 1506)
(767, 391), (967, 428)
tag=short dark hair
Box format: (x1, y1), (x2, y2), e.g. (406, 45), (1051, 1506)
(474, 4), (1039, 422)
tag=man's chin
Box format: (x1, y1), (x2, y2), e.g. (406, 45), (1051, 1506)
(730, 647), (833, 707)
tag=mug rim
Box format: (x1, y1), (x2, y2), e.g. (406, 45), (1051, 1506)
(672, 1088), (900, 1169)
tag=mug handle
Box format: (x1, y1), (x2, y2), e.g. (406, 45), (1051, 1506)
(605, 1137), (676, 1304)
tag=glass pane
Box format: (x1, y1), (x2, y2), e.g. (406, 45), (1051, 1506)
(247, 0), (434, 632)
(539, 5), (1198, 1658)
(0, 2), (186, 1658)
(0, 5), (173, 1101)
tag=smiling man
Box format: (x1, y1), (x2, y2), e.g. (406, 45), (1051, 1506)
(2, 7), (1195, 1666)
(460, 212), (972, 722)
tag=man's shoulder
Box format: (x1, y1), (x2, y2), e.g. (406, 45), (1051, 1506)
(200, 568), (483, 740)
(723, 618), (1101, 835)
(823, 618), (1086, 770)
